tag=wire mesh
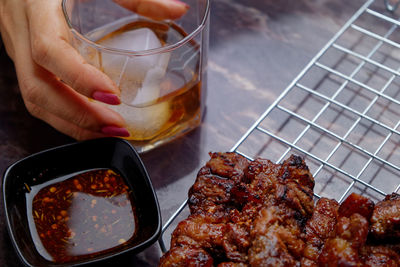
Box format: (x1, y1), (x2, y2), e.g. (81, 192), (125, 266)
(159, 0), (400, 252)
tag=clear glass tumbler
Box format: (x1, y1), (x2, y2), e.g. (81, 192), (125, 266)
(62, 0), (210, 152)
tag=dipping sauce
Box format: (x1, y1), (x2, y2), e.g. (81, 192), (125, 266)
(26, 169), (137, 263)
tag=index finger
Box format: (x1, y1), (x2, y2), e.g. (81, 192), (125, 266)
(26, 0), (121, 105)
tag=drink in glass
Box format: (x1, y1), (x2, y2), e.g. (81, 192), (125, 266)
(62, 0), (210, 152)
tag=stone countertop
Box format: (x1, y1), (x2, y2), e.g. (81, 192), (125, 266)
(0, 0), (372, 266)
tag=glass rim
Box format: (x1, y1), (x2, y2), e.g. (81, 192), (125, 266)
(61, 0), (210, 56)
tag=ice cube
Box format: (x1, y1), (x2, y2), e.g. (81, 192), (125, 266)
(98, 28), (170, 106)
(107, 101), (171, 140)
(128, 58), (169, 106)
(99, 28), (162, 51)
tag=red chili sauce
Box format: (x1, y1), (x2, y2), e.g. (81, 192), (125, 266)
(26, 169), (137, 263)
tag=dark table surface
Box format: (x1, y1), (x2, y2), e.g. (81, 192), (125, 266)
(0, 0), (372, 266)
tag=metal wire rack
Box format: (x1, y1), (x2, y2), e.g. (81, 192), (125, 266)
(158, 0), (400, 252)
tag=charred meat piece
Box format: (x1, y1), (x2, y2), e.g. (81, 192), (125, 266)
(248, 205), (305, 266)
(316, 193), (374, 266)
(188, 174), (236, 215)
(245, 154), (315, 218)
(170, 214), (226, 251)
(370, 193), (400, 241)
(167, 213), (250, 264)
(159, 246), (213, 267)
(360, 245), (400, 267)
(205, 152), (250, 183)
(338, 192), (374, 220)
(217, 263), (248, 267)
(246, 155), (315, 266)
(188, 152), (250, 215)
(301, 198), (339, 266)
(223, 223), (251, 262)
(318, 213), (369, 266)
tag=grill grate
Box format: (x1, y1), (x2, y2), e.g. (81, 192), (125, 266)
(158, 0), (400, 252)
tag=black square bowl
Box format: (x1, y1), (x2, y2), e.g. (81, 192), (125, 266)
(2, 138), (161, 266)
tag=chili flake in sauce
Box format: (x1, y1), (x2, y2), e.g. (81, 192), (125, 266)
(27, 169), (137, 263)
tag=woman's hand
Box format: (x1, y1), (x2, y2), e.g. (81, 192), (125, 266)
(0, 0), (187, 140)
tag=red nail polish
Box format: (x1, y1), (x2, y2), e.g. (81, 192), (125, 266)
(171, 0), (189, 9)
(101, 126), (130, 137)
(93, 91), (120, 105)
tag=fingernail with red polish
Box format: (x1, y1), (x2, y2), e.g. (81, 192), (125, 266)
(93, 91), (120, 105)
(171, 0), (189, 8)
(101, 126), (130, 137)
